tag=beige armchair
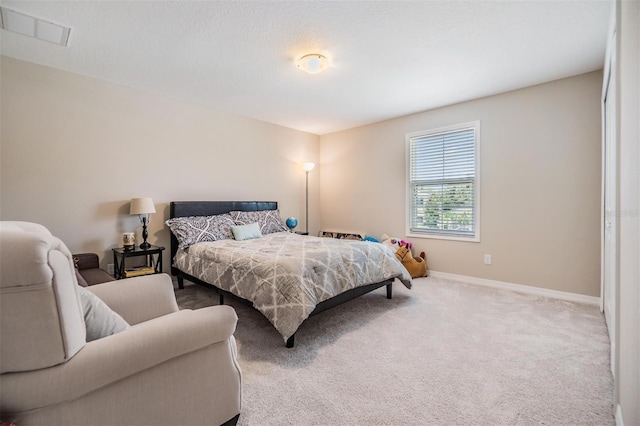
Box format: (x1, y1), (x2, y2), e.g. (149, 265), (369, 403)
(0, 222), (241, 426)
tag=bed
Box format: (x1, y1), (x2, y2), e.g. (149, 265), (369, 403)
(169, 201), (412, 347)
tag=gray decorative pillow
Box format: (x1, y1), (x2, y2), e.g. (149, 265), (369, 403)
(76, 286), (130, 342)
(165, 214), (235, 249)
(230, 210), (288, 235)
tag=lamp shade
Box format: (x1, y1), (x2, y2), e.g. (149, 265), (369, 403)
(303, 162), (315, 172)
(130, 198), (156, 215)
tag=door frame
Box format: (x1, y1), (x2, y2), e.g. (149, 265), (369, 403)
(600, 27), (617, 376)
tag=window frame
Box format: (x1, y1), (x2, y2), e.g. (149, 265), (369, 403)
(405, 121), (481, 242)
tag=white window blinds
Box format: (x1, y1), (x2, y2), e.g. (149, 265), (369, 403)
(408, 122), (479, 240)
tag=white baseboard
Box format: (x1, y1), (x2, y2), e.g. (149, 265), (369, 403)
(615, 404), (624, 426)
(428, 271), (600, 305)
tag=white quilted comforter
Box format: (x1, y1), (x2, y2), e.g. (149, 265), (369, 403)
(174, 232), (412, 341)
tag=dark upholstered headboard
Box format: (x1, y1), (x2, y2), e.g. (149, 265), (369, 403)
(169, 201), (277, 275)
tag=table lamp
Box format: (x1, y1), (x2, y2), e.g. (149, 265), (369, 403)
(130, 197), (156, 249)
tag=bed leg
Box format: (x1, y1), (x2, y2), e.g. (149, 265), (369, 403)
(177, 276), (184, 290)
(286, 334), (295, 348)
(386, 283), (392, 299)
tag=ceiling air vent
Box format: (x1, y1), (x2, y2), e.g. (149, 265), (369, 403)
(0, 6), (70, 46)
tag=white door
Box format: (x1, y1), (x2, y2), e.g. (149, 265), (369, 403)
(602, 32), (616, 377)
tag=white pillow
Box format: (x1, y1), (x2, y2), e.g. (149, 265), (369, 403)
(231, 222), (263, 241)
(76, 286), (130, 342)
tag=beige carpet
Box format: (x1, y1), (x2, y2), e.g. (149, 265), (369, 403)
(175, 276), (614, 425)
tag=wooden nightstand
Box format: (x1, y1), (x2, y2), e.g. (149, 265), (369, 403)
(112, 245), (165, 279)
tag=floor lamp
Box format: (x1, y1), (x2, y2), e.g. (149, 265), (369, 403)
(303, 162), (315, 234)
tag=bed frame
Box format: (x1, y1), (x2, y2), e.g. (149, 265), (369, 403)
(169, 201), (393, 348)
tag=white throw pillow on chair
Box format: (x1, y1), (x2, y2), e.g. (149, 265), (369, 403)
(76, 286), (130, 342)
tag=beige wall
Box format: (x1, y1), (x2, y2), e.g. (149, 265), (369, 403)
(0, 57), (604, 298)
(614, 0), (640, 423)
(0, 57), (320, 269)
(320, 71), (602, 296)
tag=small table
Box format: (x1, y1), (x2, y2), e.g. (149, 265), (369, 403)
(112, 245), (165, 279)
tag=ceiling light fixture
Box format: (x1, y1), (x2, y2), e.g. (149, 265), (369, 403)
(0, 7), (71, 46)
(296, 54), (328, 74)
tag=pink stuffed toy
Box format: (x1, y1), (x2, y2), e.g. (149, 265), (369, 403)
(381, 234), (413, 254)
(399, 240), (413, 250)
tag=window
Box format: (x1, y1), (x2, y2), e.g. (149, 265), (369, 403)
(406, 121), (480, 241)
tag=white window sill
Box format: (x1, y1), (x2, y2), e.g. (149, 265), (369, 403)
(406, 232), (480, 243)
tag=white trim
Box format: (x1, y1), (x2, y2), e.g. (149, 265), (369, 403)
(601, 27), (617, 314)
(428, 270), (600, 305)
(615, 404), (624, 426)
(406, 231), (479, 243)
(601, 24), (618, 378)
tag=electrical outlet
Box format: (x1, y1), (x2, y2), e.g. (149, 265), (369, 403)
(483, 254), (492, 265)
(107, 263), (115, 275)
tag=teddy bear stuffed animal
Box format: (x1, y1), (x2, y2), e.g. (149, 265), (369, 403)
(395, 244), (427, 278)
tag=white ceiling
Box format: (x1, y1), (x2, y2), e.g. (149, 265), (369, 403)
(0, 1), (611, 135)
